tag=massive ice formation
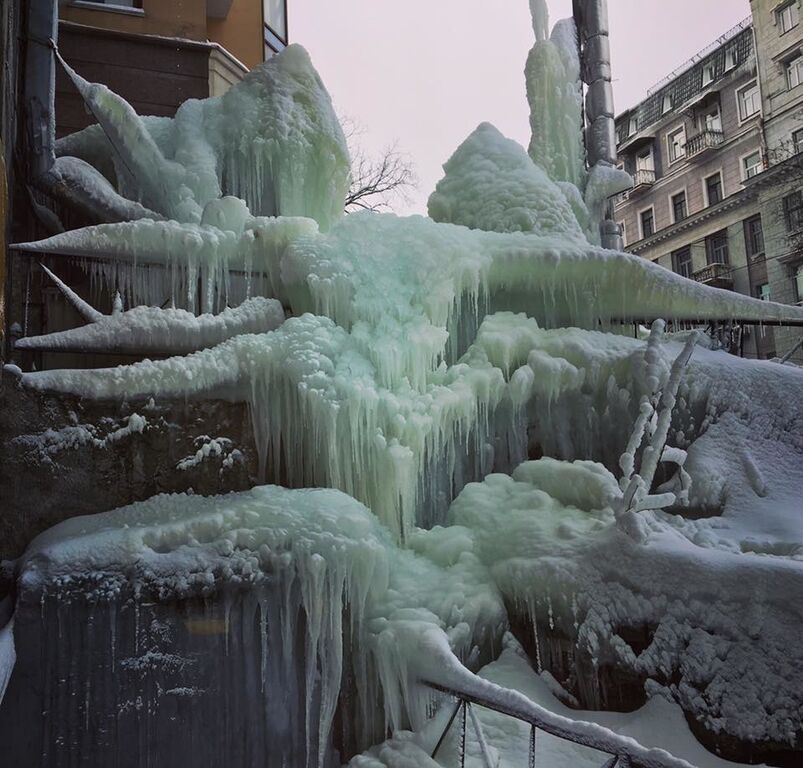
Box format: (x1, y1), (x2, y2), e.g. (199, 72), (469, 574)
(427, 123), (587, 240)
(5, 8), (803, 767)
(53, 43), (349, 231)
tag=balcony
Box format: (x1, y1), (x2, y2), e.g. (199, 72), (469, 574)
(631, 168), (656, 192)
(684, 129), (724, 159)
(693, 262), (733, 289)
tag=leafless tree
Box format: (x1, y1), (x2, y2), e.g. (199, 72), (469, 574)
(342, 118), (417, 213)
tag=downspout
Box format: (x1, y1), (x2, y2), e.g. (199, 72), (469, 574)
(573, 0), (624, 250)
(750, 19), (769, 169)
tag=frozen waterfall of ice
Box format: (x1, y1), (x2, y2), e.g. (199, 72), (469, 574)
(4, 5), (803, 767)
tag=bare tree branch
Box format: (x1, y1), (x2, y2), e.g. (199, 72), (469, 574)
(341, 117), (417, 213)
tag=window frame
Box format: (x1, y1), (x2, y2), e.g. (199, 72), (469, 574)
(702, 62), (716, 87)
(700, 103), (722, 133)
(669, 188), (688, 224)
(793, 127), (803, 154)
(776, 1), (800, 34)
(69, 0), (144, 12)
(755, 282), (770, 301)
(263, 0), (289, 59)
(705, 230), (730, 265)
(740, 150), (764, 181)
(672, 246), (693, 279)
(786, 55), (803, 90)
(638, 205), (656, 240)
(666, 125), (687, 164)
(736, 80), (761, 123)
(703, 170), (724, 207)
(784, 191), (803, 232)
(724, 47), (738, 71)
(744, 215), (765, 260)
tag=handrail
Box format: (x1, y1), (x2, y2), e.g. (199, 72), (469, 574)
(684, 129), (724, 157)
(424, 680), (696, 768)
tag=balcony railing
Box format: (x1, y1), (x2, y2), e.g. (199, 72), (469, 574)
(631, 168), (656, 190)
(684, 129), (724, 158)
(693, 261), (733, 287)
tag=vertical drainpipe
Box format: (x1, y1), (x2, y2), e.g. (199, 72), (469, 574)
(24, 0), (58, 181)
(573, 0), (623, 251)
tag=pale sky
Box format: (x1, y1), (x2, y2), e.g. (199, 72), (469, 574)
(291, 1), (751, 214)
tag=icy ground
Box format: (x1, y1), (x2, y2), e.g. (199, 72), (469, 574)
(3, 0), (803, 765)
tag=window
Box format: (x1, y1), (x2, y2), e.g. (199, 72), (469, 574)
(724, 47), (738, 71)
(784, 191), (803, 231)
(75, 0), (142, 5)
(702, 63), (716, 87)
(671, 191), (687, 222)
(668, 126), (686, 162)
(794, 128), (803, 154)
(737, 81), (760, 121)
(705, 173), (723, 206)
(673, 247), (693, 278)
(796, 264), (803, 302)
(755, 283), (770, 301)
(705, 231), (730, 264)
(662, 94), (673, 114)
(636, 146), (654, 172)
(618, 221), (626, 246)
(628, 116), (638, 136)
(701, 105), (722, 132)
(777, 1), (800, 33)
(742, 151), (763, 179)
(787, 56), (803, 90)
(263, 0), (288, 57)
(640, 208), (655, 239)
(744, 215), (765, 259)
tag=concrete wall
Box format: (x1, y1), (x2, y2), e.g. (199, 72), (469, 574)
(208, 0), (266, 71)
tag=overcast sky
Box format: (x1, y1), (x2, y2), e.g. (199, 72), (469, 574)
(290, 1), (751, 214)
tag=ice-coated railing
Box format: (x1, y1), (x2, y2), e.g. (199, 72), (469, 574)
(425, 680), (695, 768)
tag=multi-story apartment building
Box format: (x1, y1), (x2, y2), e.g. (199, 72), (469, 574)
(613, 6), (803, 362)
(746, 0), (803, 362)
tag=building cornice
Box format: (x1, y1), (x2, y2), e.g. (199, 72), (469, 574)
(628, 187), (758, 254)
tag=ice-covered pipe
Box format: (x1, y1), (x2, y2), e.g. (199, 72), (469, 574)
(572, 0), (625, 250)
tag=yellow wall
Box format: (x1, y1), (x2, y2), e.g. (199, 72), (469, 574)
(61, 0), (208, 41)
(207, 0), (264, 70)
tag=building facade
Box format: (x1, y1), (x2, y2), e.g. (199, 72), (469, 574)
(613, 4), (803, 362)
(748, 0), (803, 362)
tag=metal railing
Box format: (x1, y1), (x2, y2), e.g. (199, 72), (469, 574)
(693, 262), (732, 285)
(424, 681), (695, 768)
(646, 17), (752, 96)
(684, 129), (724, 158)
(632, 169), (656, 188)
